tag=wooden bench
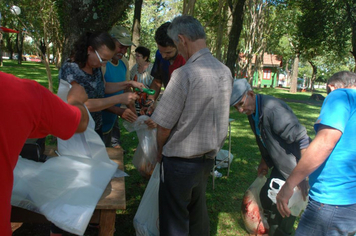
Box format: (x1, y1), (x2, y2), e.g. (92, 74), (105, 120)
(11, 147), (126, 236)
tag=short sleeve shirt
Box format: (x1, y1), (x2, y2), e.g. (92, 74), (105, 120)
(151, 48), (232, 158)
(310, 89), (356, 205)
(0, 72), (81, 235)
(59, 61), (104, 131)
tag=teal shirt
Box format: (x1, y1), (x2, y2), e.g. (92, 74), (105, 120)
(102, 60), (127, 133)
(310, 89), (356, 205)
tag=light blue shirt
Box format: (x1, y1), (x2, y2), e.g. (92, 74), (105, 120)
(310, 89), (356, 205)
(102, 60), (127, 133)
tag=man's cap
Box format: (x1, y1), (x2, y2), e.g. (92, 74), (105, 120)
(109, 26), (136, 47)
(230, 79), (251, 106)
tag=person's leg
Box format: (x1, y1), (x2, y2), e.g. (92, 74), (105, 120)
(296, 198), (356, 236)
(159, 155), (214, 236)
(188, 157), (214, 236)
(260, 168), (296, 236)
(102, 130), (112, 147)
(110, 119), (121, 148)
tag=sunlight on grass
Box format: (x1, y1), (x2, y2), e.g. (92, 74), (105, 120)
(0, 59), (60, 92)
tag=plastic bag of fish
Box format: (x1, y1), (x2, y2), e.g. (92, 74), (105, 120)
(241, 175), (269, 235)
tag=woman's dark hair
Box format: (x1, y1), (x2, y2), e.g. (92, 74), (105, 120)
(135, 46), (151, 62)
(71, 31), (116, 68)
(154, 22), (175, 48)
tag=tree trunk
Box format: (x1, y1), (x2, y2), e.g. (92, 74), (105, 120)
(183, 0), (196, 16)
(129, 0), (143, 71)
(284, 60), (290, 86)
(345, 0), (356, 72)
(16, 31), (24, 65)
(57, 0), (132, 65)
(226, 0), (246, 76)
(215, 0), (227, 62)
(309, 60), (317, 91)
(43, 57), (53, 92)
(0, 33), (3, 67)
(289, 53), (299, 93)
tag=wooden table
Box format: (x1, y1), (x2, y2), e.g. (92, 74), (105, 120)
(11, 147), (126, 236)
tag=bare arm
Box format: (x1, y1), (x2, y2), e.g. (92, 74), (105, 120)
(147, 78), (162, 101)
(105, 81), (144, 94)
(156, 124), (171, 163)
(66, 83), (89, 133)
(276, 125), (342, 217)
(85, 93), (139, 112)
(105, 105), (138, 123)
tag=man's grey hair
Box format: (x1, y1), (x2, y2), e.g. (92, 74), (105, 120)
(327, 71), (356, 94)
(167, 15), (206, 43)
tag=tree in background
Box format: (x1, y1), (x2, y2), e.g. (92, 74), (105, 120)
(129, 0), (143, 69)
(56, 0), (132, 64)
(225, 0), (247, 76)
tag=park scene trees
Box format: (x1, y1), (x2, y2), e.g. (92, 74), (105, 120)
(1, 0), (355, 93)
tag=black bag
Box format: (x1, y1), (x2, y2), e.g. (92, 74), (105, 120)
(20, 137), (47, 162)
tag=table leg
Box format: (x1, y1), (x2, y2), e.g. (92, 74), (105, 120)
(99, 209), (116, 236)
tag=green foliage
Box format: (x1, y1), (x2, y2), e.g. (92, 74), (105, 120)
(123, 0), (182, 61)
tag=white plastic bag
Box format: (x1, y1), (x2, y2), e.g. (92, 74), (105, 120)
(133, 163), (160, 236)
(267, 178), (308, 216)
(11, 80), (119, 235)
(215, 149), (234, 168)
(241, 176), (269, 235)
(123, 116), (157, 178)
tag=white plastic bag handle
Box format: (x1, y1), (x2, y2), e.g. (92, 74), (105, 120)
(267, 178), (308, 216)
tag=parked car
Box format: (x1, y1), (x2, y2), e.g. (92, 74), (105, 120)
(25, 55), (41, 62)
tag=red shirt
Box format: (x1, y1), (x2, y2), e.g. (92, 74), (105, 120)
(0, 72), (81, 235)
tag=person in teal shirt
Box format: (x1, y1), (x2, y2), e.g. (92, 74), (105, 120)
(277, 71), (356, 236)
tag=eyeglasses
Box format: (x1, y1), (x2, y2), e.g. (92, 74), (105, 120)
(236, 92), (248, 110)
(94, 50), (111, 64)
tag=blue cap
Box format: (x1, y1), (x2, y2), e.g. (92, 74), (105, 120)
(230, 79), (251, 106)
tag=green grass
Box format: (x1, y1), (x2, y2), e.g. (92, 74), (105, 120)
(2, 61), (326, 235)
(0, 59), (60, 93)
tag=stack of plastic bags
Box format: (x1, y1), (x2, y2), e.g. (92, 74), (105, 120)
(11, 80), (120, 235)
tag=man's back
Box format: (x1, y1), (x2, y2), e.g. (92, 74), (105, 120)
(0, 72), (81, 235)
(152, 48), (232, 158)
(310, 88), (356, 205)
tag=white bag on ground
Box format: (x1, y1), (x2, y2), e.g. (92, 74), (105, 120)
(11, 80), (119, 235)
(133, 163), (160, 236)
(267, 178), (308, 216)
(215, 149), (233, 168)
(123, 115), (157, 178)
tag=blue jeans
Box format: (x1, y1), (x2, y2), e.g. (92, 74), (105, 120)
(296, 198), (356, 236)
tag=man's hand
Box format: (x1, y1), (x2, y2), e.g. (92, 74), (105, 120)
(128, 81), (145, 91)
(67, 82), (88, 105)
(257, 158), (269, 176)
(144, 118), (157, 129)
(120, 108), (137, 123)
(276, 182), (294, 218)
(118, 92), (139, 105)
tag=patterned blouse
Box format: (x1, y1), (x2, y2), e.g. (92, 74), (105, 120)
(130, 63), (154, 88)
(58, 60), (105, 131)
